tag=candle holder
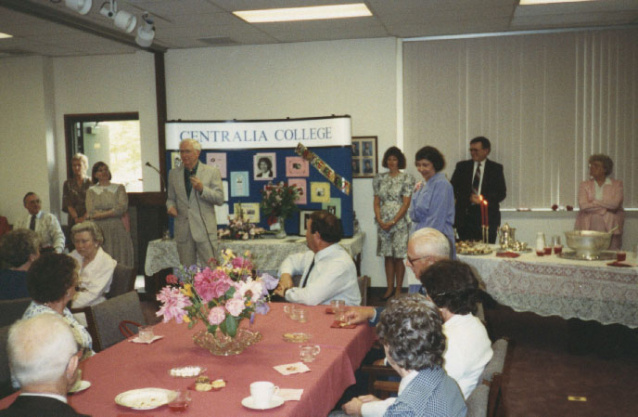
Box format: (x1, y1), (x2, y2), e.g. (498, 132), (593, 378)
(482, 225), (489, 244)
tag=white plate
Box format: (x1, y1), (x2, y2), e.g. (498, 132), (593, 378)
(115, 388), (177, 410)
(241, 395), (285, 410)
(69, 380), (91, 394)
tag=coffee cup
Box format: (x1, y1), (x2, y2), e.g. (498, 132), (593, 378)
(296, 308), (308, 323)
(250, 381), (278, 408)
(299, 344), (321, 363)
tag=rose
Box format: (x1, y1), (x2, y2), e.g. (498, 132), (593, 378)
(225, 298), (245, 317)
(208, 306), (226, 325)
(551, 204), (558, 211)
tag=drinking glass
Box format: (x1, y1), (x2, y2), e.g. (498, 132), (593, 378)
(552, 235), (563, 255)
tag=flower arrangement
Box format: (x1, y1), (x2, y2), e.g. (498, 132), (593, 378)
(218, 204), (266, 240)
(156, 250), (279, 338)
(260, 181), (303, 226)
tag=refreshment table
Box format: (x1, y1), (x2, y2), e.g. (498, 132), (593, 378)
(0, 303), (376, 416)
(458, 248), (638, 328)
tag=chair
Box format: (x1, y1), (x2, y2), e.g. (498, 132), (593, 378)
(0, 298), (31, 328)
(466, 383), (489, 417)
(84, 291), (146, 352)
(0, 325), (15, 400)
(106, 263), (136, 299)
(481, 338), (510, 384)
(358, 275), (370, 306)
(361, 363), (400, 400)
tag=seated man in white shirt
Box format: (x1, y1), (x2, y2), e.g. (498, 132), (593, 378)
(274, 210), (361, 306)
(340, 260), (493, 417)
(15, 192), (65, 254)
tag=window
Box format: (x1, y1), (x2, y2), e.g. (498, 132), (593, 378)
(65, 113), (143, 192)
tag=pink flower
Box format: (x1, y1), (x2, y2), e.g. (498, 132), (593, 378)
(156, 287), (192, 324)
(166, 274), (178, 284)
(207, 306), (226, 325)
(194, 267), (233, 302)
(225, 298), (245, 317)
(231, 256), (253, 271)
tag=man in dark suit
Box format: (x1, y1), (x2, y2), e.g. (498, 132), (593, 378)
(0, 314), (90, 417)
(450, 136), (506, 243)
(167, 138), (224, 266)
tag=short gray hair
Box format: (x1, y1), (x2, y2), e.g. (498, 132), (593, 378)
(71, 153), (89, 170)
(409, 227), (450, 259)
(589, 154), (613, 176)
(8, 314), (78, 387)
(0, 229), (39, 267)
(71, 221), (104, 245)
(376, 294), (446, 371)
(180, 138), (202, 152)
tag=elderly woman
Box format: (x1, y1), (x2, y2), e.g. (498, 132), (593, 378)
(377, 294), (465, 416)
(69, 221), (116, 309)
(409, 146), (456, 258)
(86, 161), (134, 267)
(23, 253), (94, 359)
(0, 229), (40, 300)
(575, 154), (624, 250)
(420, 260), (493, 399)
(62, 153), (92, 228)
(373, 147), (415, 299)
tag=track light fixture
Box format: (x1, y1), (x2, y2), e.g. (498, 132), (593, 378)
(135, 12), (155, 48)
(100, 0), (137, 33)
(64, 0), (92, 15)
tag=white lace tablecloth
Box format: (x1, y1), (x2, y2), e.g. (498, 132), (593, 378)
(145, 232), (366, 276)
(459, 249), (638, 328)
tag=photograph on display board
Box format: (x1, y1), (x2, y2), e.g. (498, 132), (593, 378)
(322, 198), (342, 218)
(206, 153), (227, 178)
(230, 171), (249, 197)
(310, 182), (331, 203)
(216, 204), (230, 225)
(170, 152), (181, 169)
(352, 136), (378, 178)
(288, 178), (307, 205)
(222, 181), (229, 201)
(234, 203), (260, 223)
(254, 153), (276, 180)
(286, 156), (310, 177)
(299, 210), (316, 235)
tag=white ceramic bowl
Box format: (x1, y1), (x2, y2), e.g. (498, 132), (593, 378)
(564, 230), (611, 259)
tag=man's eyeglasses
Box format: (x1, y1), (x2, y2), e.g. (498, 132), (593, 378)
(406, 255), (438, 265)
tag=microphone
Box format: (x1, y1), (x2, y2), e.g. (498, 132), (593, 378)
(145, 161), (166, 192)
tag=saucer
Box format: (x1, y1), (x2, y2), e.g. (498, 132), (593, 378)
(69, 380), (91, 394)
(241, 395), (284, 410)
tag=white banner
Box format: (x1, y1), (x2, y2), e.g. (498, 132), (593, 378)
(166, 116), (351, 150)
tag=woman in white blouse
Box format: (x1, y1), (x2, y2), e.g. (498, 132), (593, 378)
(69, 221), (116, 309)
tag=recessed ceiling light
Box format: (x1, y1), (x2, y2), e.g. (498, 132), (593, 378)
(0, 32), (13, 39)
(233, 3), (372, 23)
(520, 0), (597, 4)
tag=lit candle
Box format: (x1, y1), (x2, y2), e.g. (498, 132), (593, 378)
(478, 195), (485, 226)
(483, 199), (489, 227)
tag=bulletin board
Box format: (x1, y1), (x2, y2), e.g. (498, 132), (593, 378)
(165, 116), (354, 237)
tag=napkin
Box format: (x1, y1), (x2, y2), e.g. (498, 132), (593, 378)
(274, 362), (311, 375)
(128, 335), (164, 344)
(278, 389), (303, 401)
(331, 320), (356, 329)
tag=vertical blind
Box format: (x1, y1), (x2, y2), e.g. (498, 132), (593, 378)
(403, 28), (637, 209)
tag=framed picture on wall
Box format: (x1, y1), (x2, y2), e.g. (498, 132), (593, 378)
(352, 136), (378, 178)
(299, 210), (315, 235)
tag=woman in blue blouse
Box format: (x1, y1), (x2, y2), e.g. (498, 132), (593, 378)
(409, 146), (456, 258)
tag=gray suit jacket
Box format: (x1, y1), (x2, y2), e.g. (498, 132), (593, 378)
(167, 162), (224, 243)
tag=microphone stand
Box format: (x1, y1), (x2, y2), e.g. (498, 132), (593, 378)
(145, 162), (166, 193)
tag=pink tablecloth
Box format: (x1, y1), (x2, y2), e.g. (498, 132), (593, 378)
(0, 303), (375, 416)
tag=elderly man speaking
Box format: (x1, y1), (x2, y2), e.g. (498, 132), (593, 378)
(1, 314), (89, 417)
(274, 210), (361, 306)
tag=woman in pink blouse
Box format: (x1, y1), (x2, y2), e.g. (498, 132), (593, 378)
(574, 154), (624, 250)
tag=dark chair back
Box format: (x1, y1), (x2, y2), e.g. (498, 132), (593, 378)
(0, 325), (15, 399)
(85, 291), (145, 352)
(0, 298), (31, 328)
(106, 264), (136, 299)
(358, 276), (370, 306)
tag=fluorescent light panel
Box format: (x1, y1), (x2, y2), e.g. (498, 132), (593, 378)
(0, 32), (12, 39)
(520, 0), (597, 4)
(233, 3), (372, 23)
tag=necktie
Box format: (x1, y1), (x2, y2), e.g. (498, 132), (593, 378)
(185, 170), (193, 198)
(472, 163), (481, 194)
(300, 258), (315, 288)
(29, 215), (36, 231)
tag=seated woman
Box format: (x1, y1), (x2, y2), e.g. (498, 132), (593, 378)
(69, 221), (117, 309)
(23, 253), (94, 359)
(376, 294), (466, 417)
(575, 154), (624, 250)
(0, 229), (39, 300)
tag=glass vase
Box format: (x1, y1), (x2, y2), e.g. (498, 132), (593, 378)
(193, 328), (262, 356)
(275, 217), (287, 239)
